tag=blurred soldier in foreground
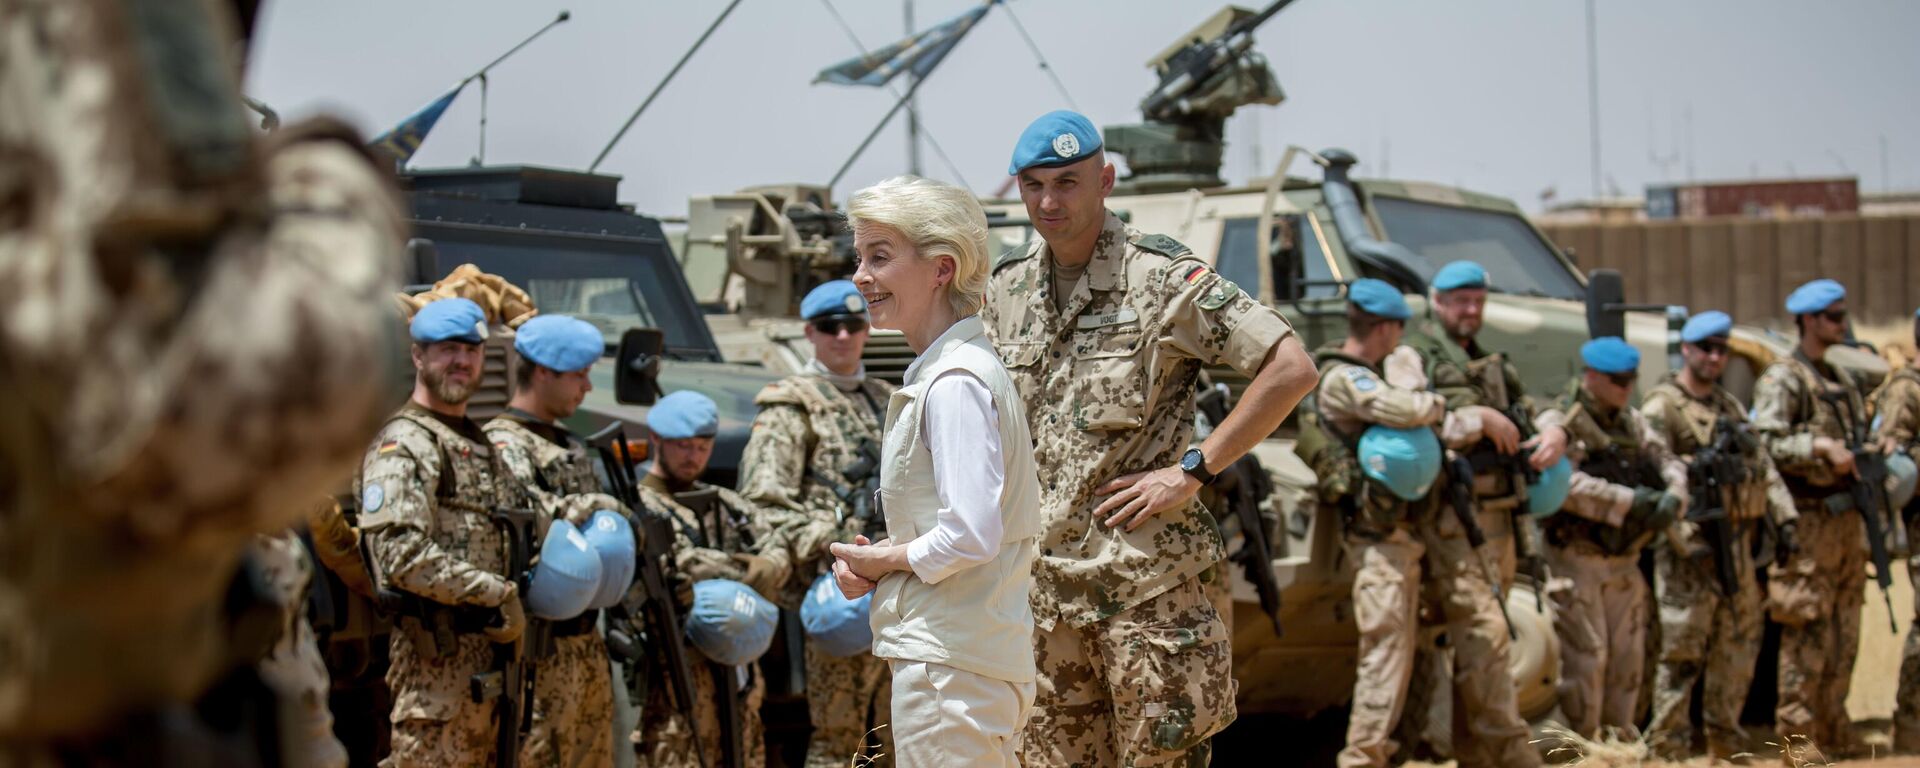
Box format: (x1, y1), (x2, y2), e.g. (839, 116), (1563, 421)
(359, 298), (529, 766)
(1753, 279), (1872, 754)
(485, 314), (622, 768)
(1544, 337), (1688, 738)
(1638, 312), (1797, 760)
(738, 280), (896, 767)
(1311, 282), (1445, 768)
(0, 0), (406, 760)
(633, 391), (788, 768)
(252, 527), (351, 768)
(982, 110), (1317, 766)
(1394, 261), (1568, 764)
(1877, 308), (1920, 754)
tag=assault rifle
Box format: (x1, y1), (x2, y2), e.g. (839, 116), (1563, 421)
(1825, 393), (1900, 633)
(1444, 456), (1515, 639)
(470, 507), (539, 768)
(1685, 418), (1754, 597)
(1196, 383), (1284, 637)
(587, 424), (713, 767)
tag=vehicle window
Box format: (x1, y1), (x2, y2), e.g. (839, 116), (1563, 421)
(1369, 196), (1583, 300)
(1217, 216), (1338, 300)
(440, 237), (710, 354)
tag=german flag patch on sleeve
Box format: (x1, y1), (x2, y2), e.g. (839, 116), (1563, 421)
(1183, 265), (1210, 285)
(377, 440), (400, 455)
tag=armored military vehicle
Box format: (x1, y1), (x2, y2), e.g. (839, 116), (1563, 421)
(401, 164), (780, 487)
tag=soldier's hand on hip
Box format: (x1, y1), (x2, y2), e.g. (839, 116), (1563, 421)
(1477, 407), (1521, 454)
(485, 583), (526, 645)
(1096, 466), (1202, 532)
(1526, 425), (1570, 470)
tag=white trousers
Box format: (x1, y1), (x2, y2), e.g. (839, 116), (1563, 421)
(887, 659), (1035, 767)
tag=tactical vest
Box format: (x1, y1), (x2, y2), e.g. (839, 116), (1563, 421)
(1642, 379), (1771, 523)
(756, 374), (889, 526)
(1772, 350), (1867, 492)
(387, 409), (521, 576)
(1544, 389), (1663, 554)
(1295, 347), (1421, 536)
(495, 415), (599, 497)
(1402, 325), (1528, 500)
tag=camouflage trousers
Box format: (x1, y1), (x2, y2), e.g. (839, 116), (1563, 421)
(1020, 574), (1236, 767)
(1646, 536), (1762, 759)
(1419, 507), (1538, 768)
(634, 652), (766, 768)
(1895, 549), (1920, 753)
(382, 626), (498, 768)
(803, 640), (893, 768)
(1547, 544), (1648, 739)
(1338, 529), (1424, 768)
(1768, 509), (1865, 750)
(523, 633), (614, 768)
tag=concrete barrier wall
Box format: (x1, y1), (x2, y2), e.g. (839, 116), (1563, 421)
(1538, 215), (1920, 328)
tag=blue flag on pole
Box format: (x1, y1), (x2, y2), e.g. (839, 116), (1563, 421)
(814, 1), (996, 87)
(369, 84), (464, 165)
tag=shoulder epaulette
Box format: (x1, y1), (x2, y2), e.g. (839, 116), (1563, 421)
(994, 240), (1038, 274)
(1129, 232), (1192, 260)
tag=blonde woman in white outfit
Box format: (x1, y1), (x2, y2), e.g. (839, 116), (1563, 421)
(828, 175), (1042, 767)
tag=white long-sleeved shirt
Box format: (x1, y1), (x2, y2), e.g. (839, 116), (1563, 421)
(903, 371), (1006, 584)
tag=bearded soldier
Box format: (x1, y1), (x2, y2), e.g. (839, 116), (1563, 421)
(1638, 311), (1799, 760)
(739, 280), (896, 767)
(1542, 337), (1689, 739)
(1394, 260), (1569, 764)
(1753, 279), (1874, 754)
(633, 391), (790, 768)
(359, 298), (529, 766)
(485, 314), (622, 768)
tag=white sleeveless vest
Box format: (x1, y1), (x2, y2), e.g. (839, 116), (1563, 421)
(869, 315), (1041, 683)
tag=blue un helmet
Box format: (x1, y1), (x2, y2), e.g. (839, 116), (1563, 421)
(1887, 453), (1918, 511)
(686, 579), (779, 666)
(525, 519), (603, 620)
(1526, 456), (1574, 518)
(582, 509), (637, 610)
(799, 570), (874, 658)
(1357, 425), (1442, 501)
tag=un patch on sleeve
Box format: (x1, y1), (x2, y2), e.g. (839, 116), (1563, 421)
(362, 484), (385, 514)
(1344, 366), (1378, 393)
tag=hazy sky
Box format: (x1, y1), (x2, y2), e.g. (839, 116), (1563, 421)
(247, 0), (1920, 218)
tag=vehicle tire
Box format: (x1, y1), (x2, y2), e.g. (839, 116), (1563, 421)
(1506, 576), (1561, 722)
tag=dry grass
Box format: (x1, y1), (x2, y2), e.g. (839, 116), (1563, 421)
(1535, 725), (1655, 766)
(848, 724), (888, 767)
(1763, 735), (1837, 767)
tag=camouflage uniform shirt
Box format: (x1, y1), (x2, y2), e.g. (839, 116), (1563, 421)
(981, 211), (1295, 630)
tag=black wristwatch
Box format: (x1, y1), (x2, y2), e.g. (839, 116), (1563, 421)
(1180, 448), (1216, 484)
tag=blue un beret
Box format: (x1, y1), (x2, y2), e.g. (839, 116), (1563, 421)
(515, 314), (603, 373)
(801, 280), (867, 321)
(1581, 337), (1640, 374)
(1784, 279), (1845, 315)
(1347, 278), (1411, 320)
(1008, 110), (1103, 175)
(410, 298), (488, 344)
(1681, 311), (1732, 344)
(1432, 260), (1489, 292)
(647, 390), (719, 440)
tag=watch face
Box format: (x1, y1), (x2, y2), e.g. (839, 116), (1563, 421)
(1182, 449), (1202, 472)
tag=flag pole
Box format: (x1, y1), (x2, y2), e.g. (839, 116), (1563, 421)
(464, 10), (570, 165)
(590, 0), (745, 172)
(828, 72), (933, 190)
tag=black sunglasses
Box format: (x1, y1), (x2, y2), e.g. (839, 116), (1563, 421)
(1690, 339), (1730, 356)
(811, 317), (869, 336)
(1818, 309), (1848, 324)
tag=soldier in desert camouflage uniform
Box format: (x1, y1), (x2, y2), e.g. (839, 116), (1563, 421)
(634, 391), (790, 768)
(739, 280), (896, 768)
(485, 314), (622, 768)
(1639, 311), (1798, 760)
(1542, 337), (1689, 739)
(252, 528), (352, 768)
(1876, 309), (1920, 754)
(0, 0), (407, 760)
(359, 298), (530, 767)
(1393, 261), (1566, 767)
(982, 111), (1317, 767)
(1752, 279), (1873, 754)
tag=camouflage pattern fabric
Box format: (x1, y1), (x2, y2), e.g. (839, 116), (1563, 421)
(1417, 508), (1540, 768)
(982, 212), (1291, 764)
(485, 414), (618, 768)
(253, 530), (350, 768)
(1753, 352), (1870, 749)
(1875, 366), (1920, 753)
(736, 369), (897, 768)
(1018, 576), (1235, 767)
(1339, 530), (1425, 768)
(1639, 378), (1794, 758)
(629, 477), (787, 766)
(0, 0), (408, 747)
(360, 405), (524, 767)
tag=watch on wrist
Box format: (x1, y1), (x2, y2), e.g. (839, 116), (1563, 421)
(1181, 448), (1216, 485)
